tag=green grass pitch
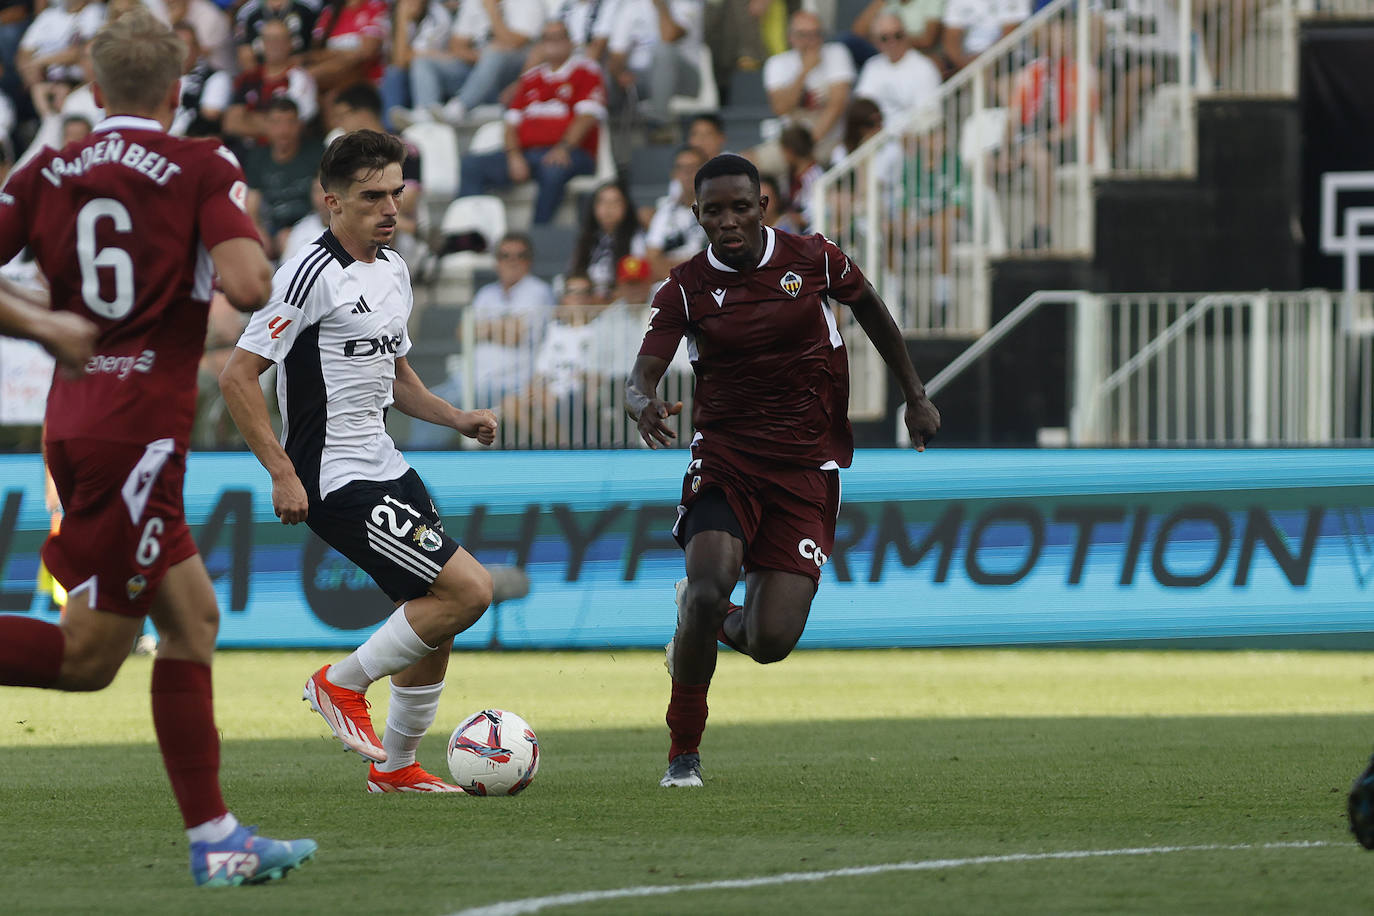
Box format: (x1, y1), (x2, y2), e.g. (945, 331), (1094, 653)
(4, 648), (1374, 914)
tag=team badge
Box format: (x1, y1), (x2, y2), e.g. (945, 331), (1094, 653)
(411, 525), (443, 552)
(780, 271), (803, 298)
(126, 575), (148, 601)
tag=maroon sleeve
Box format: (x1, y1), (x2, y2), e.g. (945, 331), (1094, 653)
(815, 233), (868, 303)
(196, 143), (262, 249)
(638, 277), (690, 361)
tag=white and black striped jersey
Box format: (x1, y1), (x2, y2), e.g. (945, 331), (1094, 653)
(237, 230), (413, 501)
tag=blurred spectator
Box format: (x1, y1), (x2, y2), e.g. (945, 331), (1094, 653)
(941, 0), (1026, 73)
(281, 179), (329, 261)
(851, 0), (943, 63)
(756, 9), (853, 171)
(17, 0), (105, 121)
(146, 0), (234, 72)
(170, 19), (234, 136)
(644, 144), (706, 279)
(702, 0), (768, 94)
(904, 120), (965, 309)
(329, 82), (427, 260)
(777, 121), (819, 232)
(242, 97), (324, 259)
(546, 0), (612, 63)
(686, 112), (726, 158)
(234, 0), (317, 71)
(438, 0), (545, 122)
(1091, 0), (1181, 167)
(455, 19), (604, 225)
(15, 63), (100, 167)
(568, 179), (646, 300)
(306, 0), (389, 96)
(758, 171), (785, 228)
(605, 0), (702, 134)
(381, 0), (457, 130)
(853, 10), (940, 129)
(0, 0), (34, 107)
(222, 15), (319, 143)
(58, 111), (88, 144)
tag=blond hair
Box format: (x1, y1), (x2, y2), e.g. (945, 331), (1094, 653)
(89, 8), (186, 114)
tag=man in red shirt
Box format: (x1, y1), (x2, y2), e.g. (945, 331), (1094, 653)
(455, 19), (604, 224)
(627, 153), (941, 788)
(0, 9), (315, 885)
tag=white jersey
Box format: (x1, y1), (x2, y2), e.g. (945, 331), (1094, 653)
(237, 230), (413, 501)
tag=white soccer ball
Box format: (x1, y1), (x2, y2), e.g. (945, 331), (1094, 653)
(446, 709), (540, 796)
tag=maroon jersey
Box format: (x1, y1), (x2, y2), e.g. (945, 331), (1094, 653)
(0, 116), (259, 447)
(639, 227), (869, 468)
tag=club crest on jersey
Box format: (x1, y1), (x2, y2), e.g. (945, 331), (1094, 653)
(780, 271), (803, 298)
(691, 475), (701, 493)
(126, 574), (148, 601)
(411, 525), (443, 552)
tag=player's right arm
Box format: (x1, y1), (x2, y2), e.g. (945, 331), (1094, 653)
(0, 278), (98, 370)
(626, 277), (689, 448)
(219, 345), (309, 524)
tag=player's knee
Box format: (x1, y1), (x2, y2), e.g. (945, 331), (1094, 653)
(433, 563), (492, 631)
(683, 580), (732, 624)
(748, 638), (795, 665)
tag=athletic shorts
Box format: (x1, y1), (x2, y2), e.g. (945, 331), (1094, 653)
(672, 436), (840, 585)
(307, 468), (460, 603)
(43, 437), (198, 617)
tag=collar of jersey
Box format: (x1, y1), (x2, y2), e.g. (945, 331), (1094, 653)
(93, 115), (165, 135)
(706, 225), (775, 273)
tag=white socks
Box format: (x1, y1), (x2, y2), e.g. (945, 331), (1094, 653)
(327, 604), (437, 692)
(376, 680), (445, 773)
(186, 811), (239, 844)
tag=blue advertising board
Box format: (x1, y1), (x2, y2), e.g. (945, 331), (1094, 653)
(1, 449), (1372, 648)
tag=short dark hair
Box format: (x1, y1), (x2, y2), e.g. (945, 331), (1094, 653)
(265, 96), (299, 116)
(497, 232), (534, 257)
(693, 153), (760, 197)
(319, 129), (406, 193)
(333, 82), (382, 116)
(779, 123), (815, 159)
(689, 113), (724, 135)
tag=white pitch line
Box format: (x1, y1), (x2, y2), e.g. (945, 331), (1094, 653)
(447, 841), (1333, 916)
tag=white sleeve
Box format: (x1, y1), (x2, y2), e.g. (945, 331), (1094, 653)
(762, 51), (797, 92)
(821, 42), (855, 85)
(288, 68), (319, 123)
(942, 0), (977, 29)
(453, 0), (482, 40)
(606, 0), (636, 55)
(590, 0), (618, 40)
(669, 0), (702, 42)
(236, 258), (330, 361)
(200, 70), (235, 114)
(506, 0), (547, 36)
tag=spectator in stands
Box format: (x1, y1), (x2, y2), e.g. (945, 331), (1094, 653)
(835, 95), (883, 162)
(941, 0), (1026, 73)
(755, 9), (853, 172)
(329, 82), (427, 260)
(777, 122), (820, 233)
(1092, 0), (1181, 168)
(281, 180), (329, 262)
(17, 0), (105, 122)
(546, 0), (613, 63)
(59, 111), (88, 144)
(569, 180), (646, 300)
(381, 0), (457, 130)
(853, 10), (941, 129)
(508, 270), (597, 445)
(170, 19), (234, 137)
(758, 172), (786, 228)
(702, 0), (768, 96)
(644, 144), (706, 279)
(234, 0), (317, 72)
(242, 97), (323, 260)
(436, 0), (545, 123)
(687, 112), (726, 159)
(0, 0), (34, 108)
(455, 19), (604, 225)
(147, 0), (235, 72)
(851, 0), (944, 67)
(221, 15), (318, 143)
(305, 0), (389, 97)
(605, 0), (702, 135)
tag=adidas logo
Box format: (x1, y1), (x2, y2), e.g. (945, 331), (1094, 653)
(205, 851), (260, 879)
(351, 297), (372, 314)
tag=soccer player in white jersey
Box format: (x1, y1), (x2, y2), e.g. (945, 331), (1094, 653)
(219, 130), (500, 793)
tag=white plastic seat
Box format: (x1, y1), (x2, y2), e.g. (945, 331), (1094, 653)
(401, 121), (460, 201)
(667, 44), (719, 117)
(436, 194), (508, 279)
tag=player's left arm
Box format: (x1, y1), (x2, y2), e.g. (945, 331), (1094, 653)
(840, 280), (941, 451)
(0, 278), (97, 370)
(392, 355), (497, 445)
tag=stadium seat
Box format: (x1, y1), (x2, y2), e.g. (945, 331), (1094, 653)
(629, 143), (678, 191)
(956, 107), (1009, 258)
(727, 68), (770, 111)
(566, 119), (617, 198)
(468, 119), (507, 154)
(401, 121), (461, 202)
(433, 195), (508, 304)
(668, 45), (720, 117)
(526, 222), (578, 281)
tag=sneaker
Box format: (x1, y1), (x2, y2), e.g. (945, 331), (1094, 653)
(388, 105), (431, 131)
(659, 752), (703, 788)
(367, 762), (465, 794)
(302, 665), (387, 762)
(190, 824), (317, 887)
(664, 577), (688, 680)
(1350, 752), (1374, 849)
(436, 97), (466, 126)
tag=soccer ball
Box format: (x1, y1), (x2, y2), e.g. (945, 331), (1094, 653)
(446, 709), (540, 796)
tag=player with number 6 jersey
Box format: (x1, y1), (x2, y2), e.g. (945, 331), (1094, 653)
(0, 8), (316, 887)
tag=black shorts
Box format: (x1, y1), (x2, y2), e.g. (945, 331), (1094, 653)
(307, 468), (460, 603)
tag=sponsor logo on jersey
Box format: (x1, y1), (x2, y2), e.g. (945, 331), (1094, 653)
(780, 271), (803, 298)
(797, 537), (828, 568)
(126, 574), (148, 601)
(267, 316), (293, 339)
(710, 288), (726, 307)
(411, 524), (443, 552)
(84, 349), (156, 381)
(343, 333), (403, 358)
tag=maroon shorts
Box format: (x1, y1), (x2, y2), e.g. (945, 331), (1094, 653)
(672, 435), (840, 585)
(43, 437), (198, 617)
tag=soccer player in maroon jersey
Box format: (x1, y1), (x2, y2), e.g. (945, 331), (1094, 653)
(627, 153), (941, 788)
(0, 9), (316, 885)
